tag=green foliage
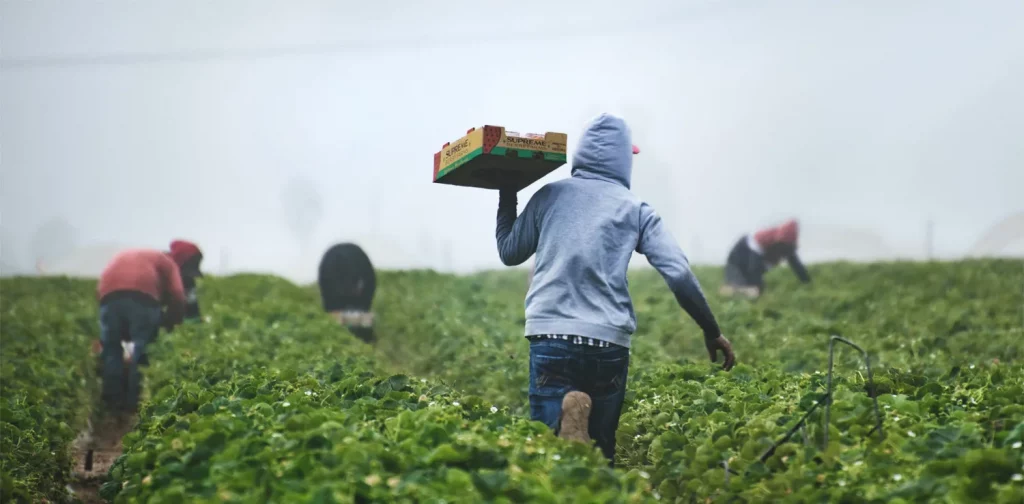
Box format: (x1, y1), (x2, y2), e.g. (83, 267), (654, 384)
(373, 261), (1024, 408)
(2, 259), (1022, 503)
(370, 260), (1024, 501)
(1, 277), (99, 503)
(103, 275), (650, 502)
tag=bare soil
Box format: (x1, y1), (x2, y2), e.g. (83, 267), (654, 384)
(68, 413), (135, 503)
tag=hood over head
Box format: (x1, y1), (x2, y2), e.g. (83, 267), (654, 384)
(754, 219), (800, 249)
(778, 220), (799, 244)
(571, 113), (638, 189)
(168, 240), (203, 276)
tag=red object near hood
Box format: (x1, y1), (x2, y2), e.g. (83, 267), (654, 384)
(754, 220), (799, 249)
(168, 240), (202, 266)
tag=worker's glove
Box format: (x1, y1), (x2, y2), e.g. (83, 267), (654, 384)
(705, 334), (736, 371)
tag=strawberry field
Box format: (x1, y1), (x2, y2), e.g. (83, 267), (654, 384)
(2, 260), (1023, 503)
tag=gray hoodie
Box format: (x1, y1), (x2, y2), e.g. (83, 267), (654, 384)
(496, 113), (719, 347)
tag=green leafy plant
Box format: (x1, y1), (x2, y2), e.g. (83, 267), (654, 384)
(1, 277), (98, 503)
(104, 275), (651, 502)
(2, 260), (1022, 503)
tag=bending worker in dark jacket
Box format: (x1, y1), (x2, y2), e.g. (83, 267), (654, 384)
(318, 243), (377, 343)
(495, 113), (735, 465)
(97, 246), (192, 414)
(721, 219), (810, 299)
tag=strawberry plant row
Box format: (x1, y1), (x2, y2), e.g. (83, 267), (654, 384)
(2, 260), (1021, 502)
(104, 275), (651, 502)
(369, 260), (1024, 501)
(1, 277), (100, 503)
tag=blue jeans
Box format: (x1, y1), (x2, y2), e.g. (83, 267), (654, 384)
(528, 338), (630, 465)
(99, 297), (162, 413)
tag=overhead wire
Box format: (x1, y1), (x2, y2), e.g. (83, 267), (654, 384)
(1, 1), (751, 70)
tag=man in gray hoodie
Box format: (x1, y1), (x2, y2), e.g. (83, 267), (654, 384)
(495, 113), (736, 465)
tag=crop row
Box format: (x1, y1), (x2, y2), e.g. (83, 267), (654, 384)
(373, 261), (1024, 401)
(1, 260), (1022, 503)
(1, 278), (100, 502)
(369, 260), (1024, 502)
(103, 275), (650, 502)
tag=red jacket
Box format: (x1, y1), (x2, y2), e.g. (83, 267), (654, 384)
(97, 249), (186, 326)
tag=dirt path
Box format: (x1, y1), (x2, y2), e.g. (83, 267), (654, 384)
(69, 344), (138, 502)
(68, 412), (136, 502)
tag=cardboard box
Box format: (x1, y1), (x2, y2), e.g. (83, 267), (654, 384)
(433, 126), (567, 191)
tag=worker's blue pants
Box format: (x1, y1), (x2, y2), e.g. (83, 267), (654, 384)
(99, 298), (161, 413)
(528, 337), (630, 465)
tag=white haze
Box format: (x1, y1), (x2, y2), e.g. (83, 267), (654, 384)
(2, 0), (1022, 283)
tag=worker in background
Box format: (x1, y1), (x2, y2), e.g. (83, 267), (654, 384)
(721, 219), (810, 299)
(96, 242), (198, 415)
(494, 113), (735, 466)
(169, 240), (204, 321)
(318, 243), (377, 343)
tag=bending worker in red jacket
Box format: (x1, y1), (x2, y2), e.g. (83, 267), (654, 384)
(169, 240), (204, 321)
(96, 241), (199, 413)
(721, 219), (810, 299)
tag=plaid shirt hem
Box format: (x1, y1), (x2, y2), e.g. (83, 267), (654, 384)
(527, 334), (616, 348)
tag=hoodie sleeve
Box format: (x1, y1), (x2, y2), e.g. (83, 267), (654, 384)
(495, 188), (543, 266)
(158, 256), (187, 327)
(637, 203), (721, 337)
(787, 252), (811, 283)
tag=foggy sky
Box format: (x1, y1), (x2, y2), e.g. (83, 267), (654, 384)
(2, 0), (1023, 282)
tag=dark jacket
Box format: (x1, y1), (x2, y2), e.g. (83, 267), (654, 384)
(318, 243), (376, 312)
(171, 242), (203, 320)
(725, 235), (810, 290)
